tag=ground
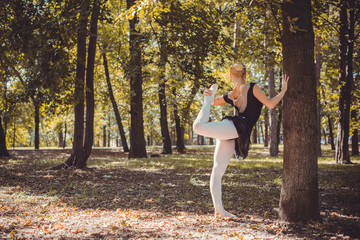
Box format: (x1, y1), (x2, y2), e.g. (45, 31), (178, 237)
(0, 145), (359, 239)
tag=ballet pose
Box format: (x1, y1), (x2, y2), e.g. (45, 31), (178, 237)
(193, 62), (289, 218)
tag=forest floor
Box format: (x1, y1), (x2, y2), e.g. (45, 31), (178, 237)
(0, 145), (359, 240)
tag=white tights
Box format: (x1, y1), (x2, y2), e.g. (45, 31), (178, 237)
(193, 96), (238, 217)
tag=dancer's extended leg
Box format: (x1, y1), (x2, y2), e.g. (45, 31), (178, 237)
(210, 139), (237, 218)
(192, 89), (238, 140)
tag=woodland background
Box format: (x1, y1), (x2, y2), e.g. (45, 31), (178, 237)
(1, 0), (360, 239)
(0, 0), (358, 162)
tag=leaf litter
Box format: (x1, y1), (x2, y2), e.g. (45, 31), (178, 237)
(0, 147), (359, 239)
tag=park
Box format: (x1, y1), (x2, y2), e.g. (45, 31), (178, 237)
(1, 0), (359, 239)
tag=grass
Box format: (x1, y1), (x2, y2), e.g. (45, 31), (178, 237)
(0, 144), (359, 239)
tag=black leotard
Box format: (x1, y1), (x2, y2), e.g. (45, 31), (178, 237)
(222, 83), (263, 159)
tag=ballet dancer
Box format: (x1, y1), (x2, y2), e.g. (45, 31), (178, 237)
(193, 62), (289, 218)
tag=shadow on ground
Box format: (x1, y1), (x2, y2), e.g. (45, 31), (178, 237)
(0, 148), (359, 239)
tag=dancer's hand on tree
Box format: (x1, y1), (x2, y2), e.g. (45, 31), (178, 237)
(282, 74), (289, 92)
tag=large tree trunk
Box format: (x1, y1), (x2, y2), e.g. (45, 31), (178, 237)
(280, 0), (320, 222)
(315, 36), (322, 157)
(0, 116), (10, 157)
(269, 68), (278, 156)
(102, 49), (129, 152)
(34, 101), (40, 150)
(336, 0), (352, 164)
(127, 0), (147, 158)
(158, 38), (172, 154)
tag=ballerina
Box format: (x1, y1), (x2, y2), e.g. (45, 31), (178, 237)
(193, 62), (289, 218)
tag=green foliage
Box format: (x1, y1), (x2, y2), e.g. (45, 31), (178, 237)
(1, 0), (358, 151)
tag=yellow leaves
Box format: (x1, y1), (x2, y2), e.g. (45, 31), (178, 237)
(9, 230), (16, 238)
(126, 1), (171, 21)
(72, 229), (84, 234)
(225, 231), (244, 239)
(264, 211), (270, 217)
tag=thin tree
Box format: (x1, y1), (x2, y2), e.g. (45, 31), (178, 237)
(157, 35), (172, 154)
(279, 0), (320, 222)
(269, 69), (278, 156)
(315, 36), (322, 157)
(336, 0), (354, 164)
(102, 46), (129, 152)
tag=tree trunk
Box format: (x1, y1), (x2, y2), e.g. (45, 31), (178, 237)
(102, 47), (129, 152)
(63, 123), (67, 148)
(351, 109), (359, 156)
(335, 0), (352, 164)
(12, 120), (15, 148)
(269, 68), (278, 156)
(280, 0), (320, 222)
(173, 87), (185, 153)
(233, 1), (241, 59)
(264, 110), (269, 147)
(81, 0), (100, 166)
(277, 104), (282, 146)
(0, 117), (10, 157)
(252, 124), (257, 144)
(158, 37), (172, 154)
(315, 36), (322, 157)
(103, 125), (107, 147)
(328, 116), (335, 150)
(34, 102), (40, 150)
(51, 0), (90, 170)
(127, 0), (147, 158)
(58, 130), (63, 148)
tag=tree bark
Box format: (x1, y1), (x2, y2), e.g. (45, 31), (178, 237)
(269, 68), (278, 156)
(0, 116), (10, 157)
(280, 0), (320, 222)
(315, 36), (322, 157)
(51, 0), (90, 170)
(81, 0), (100, 166)
(103, 125), (107, 147)
(252, 124), (257, 144)
(264, 110), (269, 147)
(173, 87), (185, 153)
(158, 36), (172, 154)
(58, 130), (63, 148)
(335, 0), (352, 164)
(63, 123), (67, 148)
(34, 101), (40, 150)
(102, 48), (129, 152)
(328, 115), (335, 150)
(127, 0), (147, 158)
(351, 110), (359, 156)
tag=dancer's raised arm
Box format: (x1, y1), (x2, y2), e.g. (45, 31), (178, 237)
(253, 74), (289, 109)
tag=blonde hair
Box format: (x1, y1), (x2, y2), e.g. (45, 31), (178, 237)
(230, 62), (246, 82)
